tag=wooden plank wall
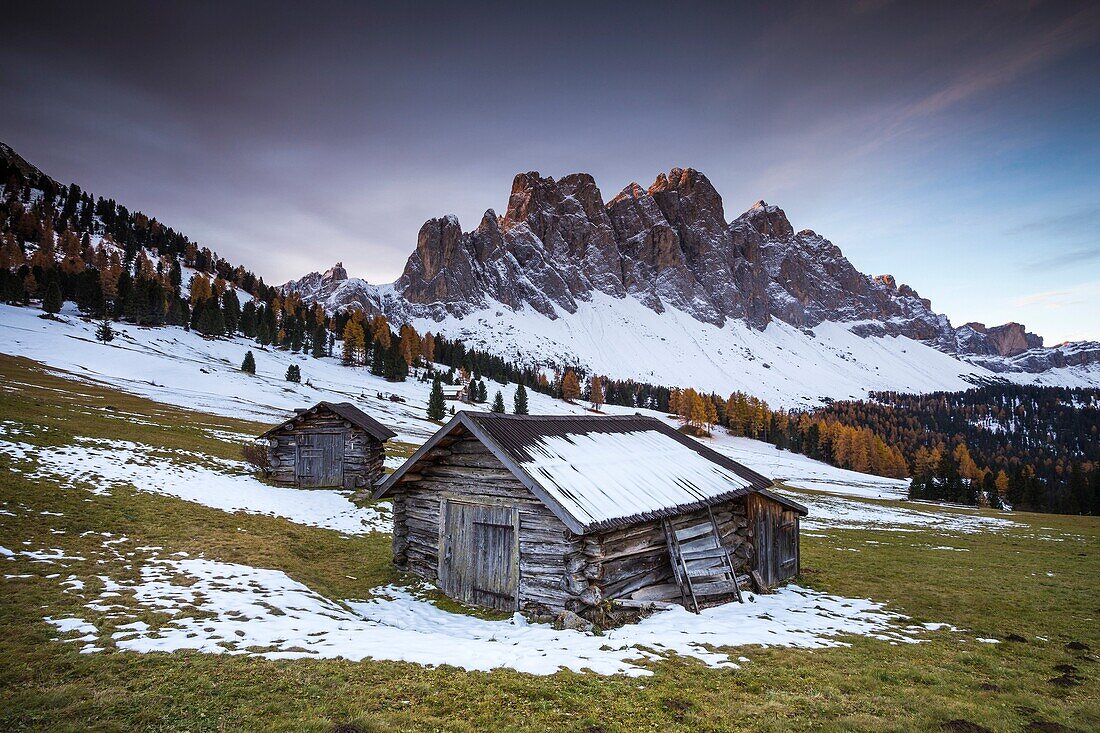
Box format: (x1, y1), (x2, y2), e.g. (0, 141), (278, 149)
(588, 499), (753, 604)
(389, 428), (798, 613)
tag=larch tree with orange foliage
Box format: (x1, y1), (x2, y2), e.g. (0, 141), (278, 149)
(561, 370), (581, 402)
(589, 375), (605, 411)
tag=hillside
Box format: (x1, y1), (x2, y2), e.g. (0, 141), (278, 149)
(2, 143), (1098, 731)
(1, 341), (1097, 731)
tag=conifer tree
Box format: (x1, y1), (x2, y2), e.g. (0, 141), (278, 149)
(342, 321), (365, 365)
(427, 377), (447, 421)
(704, 399), (718, 434)
(421, 332), (436, 364)
(42, 280), (62, 315)
(513, 383), (529, 415)
(285, 364), (301, 383)
(383, 343), (408, 381)
(222, 288), (241, 334)
(477, 380), (487, 403)
(95, 317), (114, 343)
(311, 324), (327, 358)
(491, 390), (505, 413)
(241, 350), (256, 374)
(194, 296), (225, 336)
(370, 343), (386, 376)
(240, 300), (257, 337)
(399, 323), (422, 366)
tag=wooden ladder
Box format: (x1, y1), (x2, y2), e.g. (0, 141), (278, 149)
(663, 508), (744, 613)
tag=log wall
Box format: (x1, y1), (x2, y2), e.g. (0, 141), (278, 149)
(586, 499), (753, 604)
(747, 492), (801, 587)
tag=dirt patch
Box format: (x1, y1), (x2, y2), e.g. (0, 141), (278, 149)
(977, 682), (1001, 691)
(331, 724), (386, 733)
(1052, 664), (1078, 675)
(1064, 641), (1090, 651)
(1048, 675), (1082, 687)
(1023, 723), (1075, 733)
(941, 720), (994, 733)
(663, 698), (694, 722)
(1005, 633), (1027, 642)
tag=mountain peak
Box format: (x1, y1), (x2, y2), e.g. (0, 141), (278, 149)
(738, 200), (794, 239)
(324, 262), (348, 282)
(874, 274), (898, 291)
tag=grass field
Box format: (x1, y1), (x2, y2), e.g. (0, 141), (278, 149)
(1, 354), (1098, 732)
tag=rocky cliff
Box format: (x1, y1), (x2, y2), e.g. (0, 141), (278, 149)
(283, 167), (1100, 380)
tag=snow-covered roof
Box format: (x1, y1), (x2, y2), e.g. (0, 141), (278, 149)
(259, 401), (396, 442)
(377, 413), (803, 533)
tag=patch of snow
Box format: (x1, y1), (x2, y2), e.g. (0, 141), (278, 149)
(0, 302), (607, 440)
(59, 555), (922, 676)
(790, 492), (1017, 533)
(45, 616), (97, 635)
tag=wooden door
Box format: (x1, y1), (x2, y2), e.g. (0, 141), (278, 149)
(439, 500), (519, 611)
(751, 497), (777, 587)
(296, 432), (345, 487)
(776, 510), (800, 580)
(750, 496), (800, 587)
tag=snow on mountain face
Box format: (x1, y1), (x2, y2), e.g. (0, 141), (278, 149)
(283, 168), (1100, 400)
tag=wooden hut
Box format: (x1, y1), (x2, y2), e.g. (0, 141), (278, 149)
(375, 413), (806, 614)
(261, 401), (396, 489)
(441, 385), (468, 402)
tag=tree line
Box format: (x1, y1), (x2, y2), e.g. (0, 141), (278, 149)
(823, 387), (1100, 514)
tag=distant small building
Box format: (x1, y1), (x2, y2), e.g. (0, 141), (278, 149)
(261, 401), (396, 489)
(441, 386), (468, 402)
(375, 413), (806, 614)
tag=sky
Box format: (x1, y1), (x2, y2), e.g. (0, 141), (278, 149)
(3, 1), (1098, 343)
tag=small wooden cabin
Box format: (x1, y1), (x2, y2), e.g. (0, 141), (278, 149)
(441, 386), (468, 402)
(375, 413), (806, 614)
(261, 401), (396, 489)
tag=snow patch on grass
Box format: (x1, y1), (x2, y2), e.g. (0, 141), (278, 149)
(793, 492), (1018, 533)
(52, 554), (923, 676)
(0, 436), (390, 534)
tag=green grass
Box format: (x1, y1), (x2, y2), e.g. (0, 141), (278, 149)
(1, 353), (1098, 732)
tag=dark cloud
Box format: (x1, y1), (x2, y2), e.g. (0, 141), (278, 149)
(2, 0), (1098, 292)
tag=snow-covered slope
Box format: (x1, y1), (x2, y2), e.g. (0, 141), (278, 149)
(0, 303), (641, 440)
(404, 293), (995, 409)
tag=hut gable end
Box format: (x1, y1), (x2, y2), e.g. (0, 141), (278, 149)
(261, 401), (392, 490)
(389, 428), (577, 611)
